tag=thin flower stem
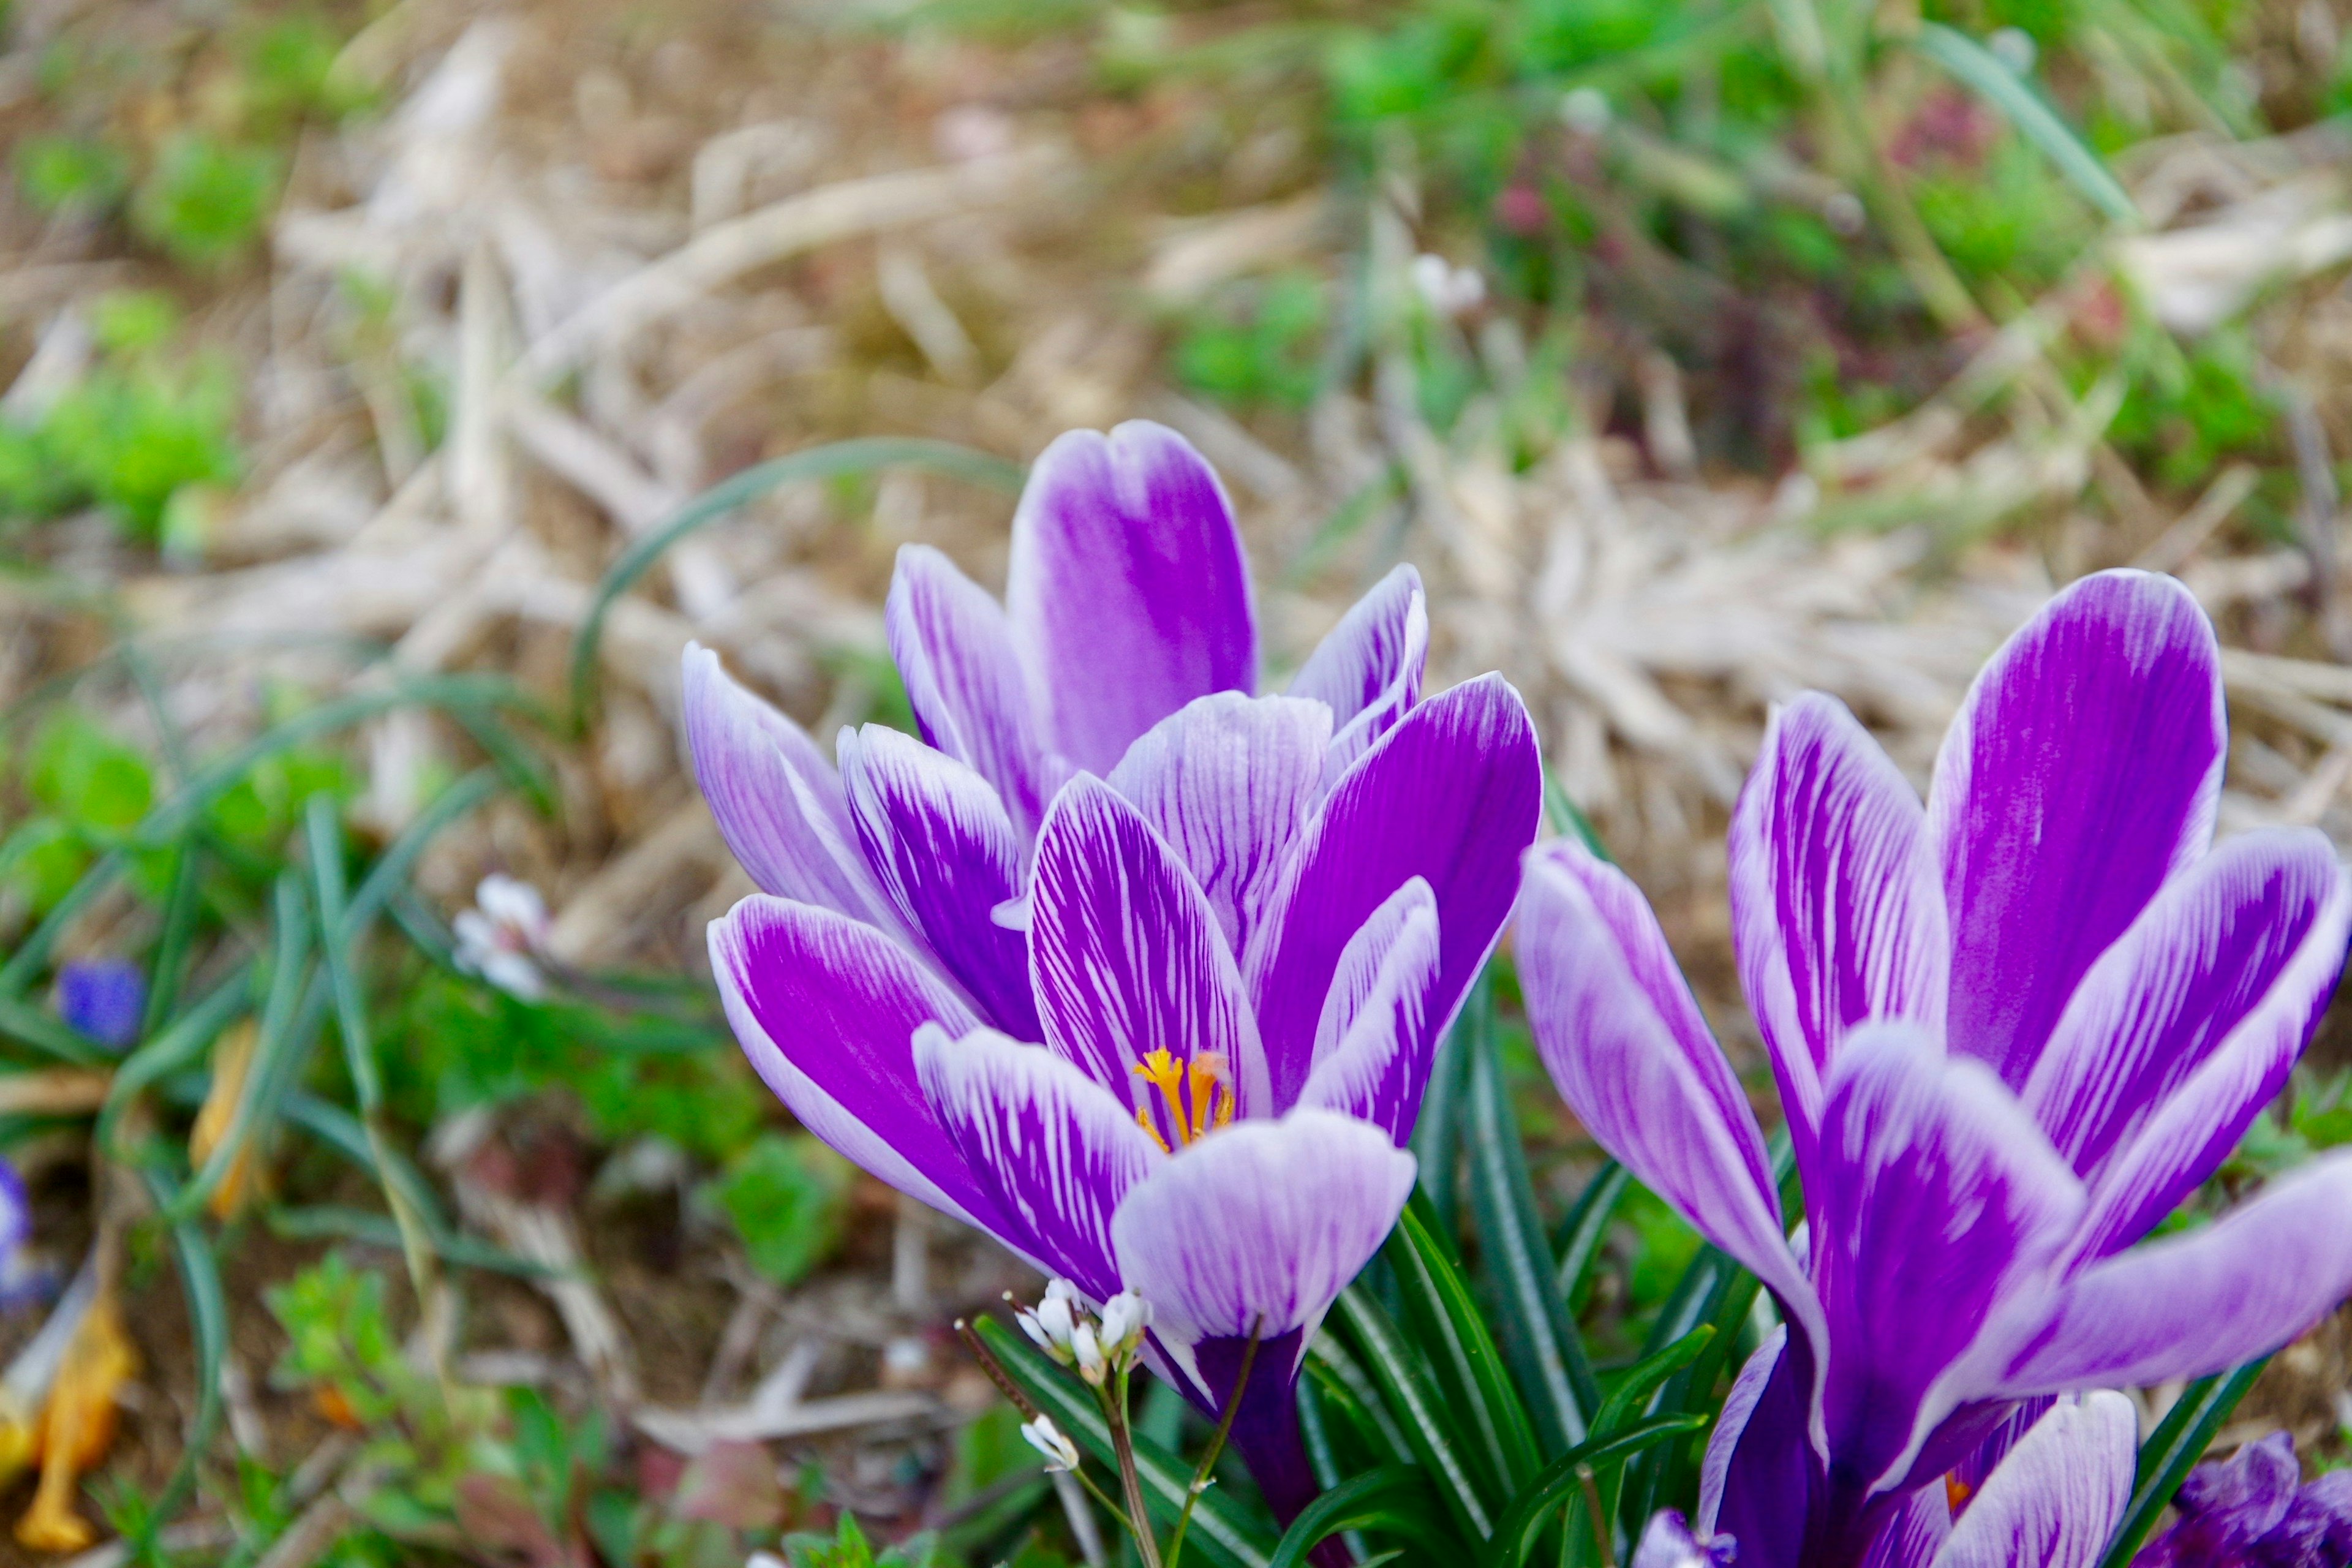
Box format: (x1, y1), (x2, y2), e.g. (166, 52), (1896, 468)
(1102, 1366), (1166, 1568)
(954, 1319), (1042, 1420)
(1577, 1464), (1615, 1568)
(1167, 1318), (1262, 1568)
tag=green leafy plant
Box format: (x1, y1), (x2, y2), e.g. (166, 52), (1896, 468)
(708, 1133), (854, 1287)
(130, 134), (283, 271)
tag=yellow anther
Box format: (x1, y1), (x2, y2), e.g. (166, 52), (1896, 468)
(1134, 1049), (1191, 1144)
(1134, 1104), (1172, 1155)
(1134, 1049), (1235, 1147)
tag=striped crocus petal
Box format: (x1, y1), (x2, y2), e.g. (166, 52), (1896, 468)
(1295, 878), (1442, 1142)
(682, 646), (899, 929)
(1925, 1393), (2135, 1568)
(1007, 422), (1257, 777)
(1700, 1329), (1816, 1568)
(1286, 564), (1428, 778)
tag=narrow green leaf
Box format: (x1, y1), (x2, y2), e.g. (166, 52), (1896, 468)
(1266, 1468), (1456, 1568)
(143, 1170), (227, 1523)
(1385, 1201), (1544, 1500)
(1479, 1414), (1708, 1568)
(0, 848), (127, 996)
(1331, 1283), (1496, 1542)
(97, 968), (251, 1159)
(1411, 1008), (1472, 1232)
(172, 873), (314, 1221)
(1913, 23), (2140, 227)
(1540, 774), (1611, 861)
(142, 841), (206, 1036)
(265, 1205), (552, 1277)
(1302, 1335), (1416, 1467)
(0, 995), (110, 1065)
(279, 1091), (454, 1238)
(2098, 1359), (2269, 1568)
(1554, 1161), (1629, 1309)
(1593, 1327), (1713, 1439)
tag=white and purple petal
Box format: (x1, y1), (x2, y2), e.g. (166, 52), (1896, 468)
(1287, 564), (1428, 777)
(915, 1024), (1163, 1302)
(887, 545), (1060, 839)
(1028, 775), (1269, 1115)
(1248, 673), (1541, 1108)
(1106, 693), (1331, 960)
(710, 896), (996, 1231)
(1007, 422), (1257, 775)
(1296, 880), (1442, 1143)
(1927, 570), (2226, 1087)
(1928, 1393), (2135, 1568)
(839, 723), (1041, 1039)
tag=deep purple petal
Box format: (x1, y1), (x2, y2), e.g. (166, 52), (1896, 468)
(1521, 843), (1814, 1318)
(1809, 1026), (2085, 1498)
(915, 1024), (1161, 1301)
(710, 896), (996, 1231)
(1295, 880), (1442, 1142)
(839, 723), (1040, 1039)
(1927, 570), (2226, 1088)
(1997, 1153), (2352, 1395)
(56, 958), (145, 1050)
(1110, 1110), (1414, 1355)
(1287, 564), (1428, 777)
(1007, 422), (1257, 775)
(1106, 693), (1330, 960)
(1730, 692), (1947, 1164)
(1702, 1330), (1817, 1568)
(683, 646), (899, 927)
(1932, 1393), (2135, 1568)
(1247, 673), (1541, 1107)
(2022, 827), (2350, 1192)
(1029, 775), (1268, 1116)
(887, 545), (1061, 839)
(1861, 1488), (1950, 1568)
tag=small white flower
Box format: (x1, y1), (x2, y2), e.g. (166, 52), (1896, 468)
(1561, 86), (1611, 136)
(1098, 1290), (1150, 1355)
(453, 874), (552, 1001)
(1071, 1320), (1106, 1385)
(1021, 1413), (1080, 1472)
(1411, 254), (1485, 318)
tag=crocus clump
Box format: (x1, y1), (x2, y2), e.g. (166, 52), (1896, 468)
(1522, 570), (2352, 1568)
(2133, 1433), (2352, 1568)
(690, 421), (1541, 1521)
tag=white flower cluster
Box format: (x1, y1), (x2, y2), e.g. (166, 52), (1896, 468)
(1015, 1278), (1151, 1388)
(453, 873), (553, 1000)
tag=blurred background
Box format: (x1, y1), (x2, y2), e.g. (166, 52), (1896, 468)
(4, 0), (2352, 1561)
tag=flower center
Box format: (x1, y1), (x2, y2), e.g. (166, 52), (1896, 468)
(1131, 1049), (1234, 1152)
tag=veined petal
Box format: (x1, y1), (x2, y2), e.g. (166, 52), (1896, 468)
(1248, 674), (1541, 1108)
(683, 646), (897, 926)
(916, 1025), (1162, 1302)
(1110, 1110), (1414, 1354)
(1287, 565), (1428, 777)
(1730, 693), (1947, 1163)
(887, 545), (1060, 839)
(1928, 1393), (2135, 1568)
(1521, 843), (1812, 1319)
(710, 897), (995, 1231)
(1296, 881), (1442, 1142)
(1029, 775), (1268, 1117)
(1810, 1026), (2084, 1499)
(1863, 1488), (1951, 1568)
(1700, 1330), (1815, 1568)
(1928, 570), (2225, 1088)
(1996, 1153), (2352, 1395)
(1008, 422), (1257, 775)
(2023, 827), (2351, 1183)
(1106, 693), (1331, 960)
(839, 723), (1041, 1039)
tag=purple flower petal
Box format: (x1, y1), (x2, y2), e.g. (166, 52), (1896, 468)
(1730, 692), (1947, 1163)
(1007, 422), (1257, 775)
(56, 958), (145, 1050)
(1997, 1153), (2352, 1394)
(1029, 775), (1268, 1116)
(1521, 843), (1814, 1322)
(839, 723), (1041, 1039)
(1861, 1487), (1951, 1568)
(683, 646), (899, 928)
(916, 1024), (1161, 1301)
(1700, 1330), (1816, 1568)
(1809, 1026), (2084, 1497)
(710, 895), (997, 1231)
(1287, 564), (1428, 777)
(1110, 1110), (1414, 1355)
(1247, 673), (1541, 1108)
(1630, 1512), (1737, 1568)
(1927, 570), (2225, 1088)
(888, 545), (1060, 839)
(1106, 693), (1331, 960)
(2022, 827), (2350, 1196)
(1296, 880), (1442, 1142)
(1932, 1393), (2135, 1568)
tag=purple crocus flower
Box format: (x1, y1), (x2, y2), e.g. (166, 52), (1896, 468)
(1520, 570), (2352, 1568)
(689, 421), (1542, 1523)
(2133, 1432), (2352, 1568)
(55, 959), (143, 1051)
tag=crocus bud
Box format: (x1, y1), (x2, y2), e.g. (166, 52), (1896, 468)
(1020, 1414), (1080, 1473)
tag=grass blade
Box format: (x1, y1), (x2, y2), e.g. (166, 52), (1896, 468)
(1479, 1414), (1709, 1568)
(1555, 1161), (1629, 1308)
(2098, 1359), (2269, 1568)
(1266, 1468), (1455, 1568)
(1385, 1200), (1544, 1501)
(1913, 23), (2140, 227)
(172, 873), (313, 1221)
(1329, 1283), (1495, 1540)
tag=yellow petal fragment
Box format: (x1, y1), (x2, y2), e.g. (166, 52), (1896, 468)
(17, 1293), (135, 1553)
(189, 1019), (261, 1220)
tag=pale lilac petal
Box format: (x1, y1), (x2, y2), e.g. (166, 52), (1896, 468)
(1863, 1488), (1951, 1568)
(1296, 881), (1442, 1142)
(1928, 570), (2226, 1087)
(1007, 422), (1256, 775)
(683, 646), (898, 927)
(1809, 1026), (2085, 1496)
(1029, 775), (1268, 1116)
(1996, 1154), (2352, 1395)
(1248, 674), (1541, 1107)
(1106, 693), (1331, 960)
(1700, 1330), (1815, 1568)
(887, 545), (1060, 838)
(839, 723), (1040, 1039)
(1630, 1513), (1735, 1568)
(1287, 565), (1428, 776)
(1928, 1393), (2135, 1568)
(1110, 1110), (1414, 1354)
(710, 896), (995, 1231)
(1520, 844), (1817, 1325)
(1730, 693), (1947, 1159)
(2023, 827), (2351, 1183)
(916, 1025), (1163, 1301)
